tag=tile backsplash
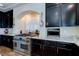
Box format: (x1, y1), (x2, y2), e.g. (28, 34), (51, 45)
(0, 28), (13, 35)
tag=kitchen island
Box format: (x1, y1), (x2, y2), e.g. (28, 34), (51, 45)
(30, 36), (79, 56)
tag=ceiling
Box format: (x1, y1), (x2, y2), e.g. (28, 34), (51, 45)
(0, 3), (25, 12)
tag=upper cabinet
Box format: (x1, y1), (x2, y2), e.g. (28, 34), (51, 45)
(46, 3), (62, 27)
(76, 4), (79, 25)
(2, 12), (8, 28)
(0, 11), (3, 28)
(46, 3), (78, 27)
(0, 10), (13, 28)
(5, 10), (13, 28)
(62, 4), (76, 26)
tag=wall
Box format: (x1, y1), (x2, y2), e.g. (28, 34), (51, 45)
(0, 3), (79, 41)
(21, 12), (40, 32)
(0, 3), (79, 38)
(13, 3), (46, 37)
(13, 3), (79, 38)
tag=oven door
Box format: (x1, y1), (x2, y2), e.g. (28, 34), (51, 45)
(13, 40), (20, 51)
(19, 41), (30, 53)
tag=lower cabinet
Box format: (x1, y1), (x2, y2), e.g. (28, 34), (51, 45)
(31, 39), (57, 56)
(31, 44), (57, 56)
(0, 35), (13, 49)
(44, 46), (57, 56)
(31, 44), (42, 56)
(31, 38), (79, 56)
(57, 48), (72, 56)
(0, 35), (2, 45)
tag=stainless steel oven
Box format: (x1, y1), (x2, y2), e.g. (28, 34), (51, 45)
(13, 36), (31, 55)
(13, 39), (20, 51)
(47, 28), (60, 36)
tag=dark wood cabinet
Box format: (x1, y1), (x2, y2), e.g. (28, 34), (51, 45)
(76, 4), (79, 25)
(31, 38), (79, 56)
(46, 3), (61, 27)
(57, 47), (72, 56)
(0, 35), (2, 45)
(46, 3), (79, 27)
(2, 13), (8, 28)
(62, 4), (76, 26)
(5, 10), (13, 28)
(0, 10), (13, 28)
(31, 44), (42, 56)
(44, 40), (57, 56)
(0, 35), (13, 49)
(44, 46), (57, 56)
(31, 39), (45, 56)
(31, 39), (57, 56)
(0, 11), (3, 28)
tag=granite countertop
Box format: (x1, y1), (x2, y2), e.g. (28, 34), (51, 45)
(30, 36), (79, 46)
(0, 34), (15, 36)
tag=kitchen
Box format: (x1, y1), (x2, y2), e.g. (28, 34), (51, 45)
(0, 3), (79, 56)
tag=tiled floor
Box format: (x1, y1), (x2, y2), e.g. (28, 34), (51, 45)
(0, 46), (22, 56)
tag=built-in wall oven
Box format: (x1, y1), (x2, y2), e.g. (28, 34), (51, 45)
(13, 36), (31, 55)
(47, 28), (60, 36)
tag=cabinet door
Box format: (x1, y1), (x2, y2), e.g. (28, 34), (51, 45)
(1, 36), (13, 49)
(1, 36), (6, 46)
(0, 35), (2, 45)
(2, 10), (13, 28)
(7, 10), (13, 28)
(76, 4), (79, 25)
(42, 40), (57, 56)
(4, 36), (13, 49)
(31, 44), (41, 56)
(0, 12), (3, 28)
(57, 48), (72, 56)
(31, 39), (46, 56)
(9, 10), (13, 28)
(0, 12), (8, 28)
(46, 4), (62, 27)
(2, 13), (8, 28)
(8, 36), (13, 49)
(44, 46), (57, 56)
(62, 3), (76, 26)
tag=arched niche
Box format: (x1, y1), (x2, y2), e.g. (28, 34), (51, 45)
(17, 10), (40, 33)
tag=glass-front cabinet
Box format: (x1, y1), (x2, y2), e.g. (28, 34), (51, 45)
(46, 3), (61, 27)
(76, 4), (79, 25)
(62, 4), (76, 26)
(46, 3), (79, 27)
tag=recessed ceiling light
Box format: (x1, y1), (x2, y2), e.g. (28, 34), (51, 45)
(0, 3), (3, 6)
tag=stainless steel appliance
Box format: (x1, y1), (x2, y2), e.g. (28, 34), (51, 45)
(47, 28), (60, 36)
(13, 36), (31, 56)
